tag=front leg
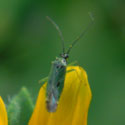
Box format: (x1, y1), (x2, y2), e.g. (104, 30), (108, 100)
(39, 76), (48, 86)
(67, 61), (78, 66)
(66, 67), (82, 83)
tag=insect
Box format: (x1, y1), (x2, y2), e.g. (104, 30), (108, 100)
(39, 15), (94, 112)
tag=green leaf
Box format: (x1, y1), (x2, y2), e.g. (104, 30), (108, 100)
(7, 87), (34, 125)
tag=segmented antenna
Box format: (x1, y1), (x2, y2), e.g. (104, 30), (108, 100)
(66, 13), (94, 54)
(46, 16), (65, 54)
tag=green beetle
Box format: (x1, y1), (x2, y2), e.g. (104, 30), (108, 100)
(39, 16), (94, 112)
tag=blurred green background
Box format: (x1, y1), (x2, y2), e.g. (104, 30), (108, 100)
(0, 0), (125, 124)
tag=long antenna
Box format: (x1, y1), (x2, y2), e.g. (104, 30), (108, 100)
(46, 16), (65, 54)
(66, 13), (94, 54)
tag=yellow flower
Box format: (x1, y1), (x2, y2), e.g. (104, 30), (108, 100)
(29, 66), (92, 125)
(0, 97), (8, 125)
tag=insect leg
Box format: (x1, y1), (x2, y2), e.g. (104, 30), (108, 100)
(38, 77), (48, 90)
(38, 76), (48, 85)
(68, 61), (79, 66)
(66, 69), (76, 73)
(66, 68), (83, 83)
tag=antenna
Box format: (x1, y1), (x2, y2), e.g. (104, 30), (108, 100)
(66, 13), (94, 54)
(46, 16), (65, 54)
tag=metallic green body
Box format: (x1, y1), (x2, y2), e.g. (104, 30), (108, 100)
(46, 57), (67, 112)
(40, 16), (92, 112)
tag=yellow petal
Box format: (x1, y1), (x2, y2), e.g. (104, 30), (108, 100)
(29, 66), (92, 125)
(0, 97), (8, 125)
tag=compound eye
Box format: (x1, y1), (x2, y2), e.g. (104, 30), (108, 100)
(65, 54), (69, 59)
(61, 59), (66, 64)
(63, 59), (66, 63)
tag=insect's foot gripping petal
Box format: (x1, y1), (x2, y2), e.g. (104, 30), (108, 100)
(38, 77), (48, 85)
